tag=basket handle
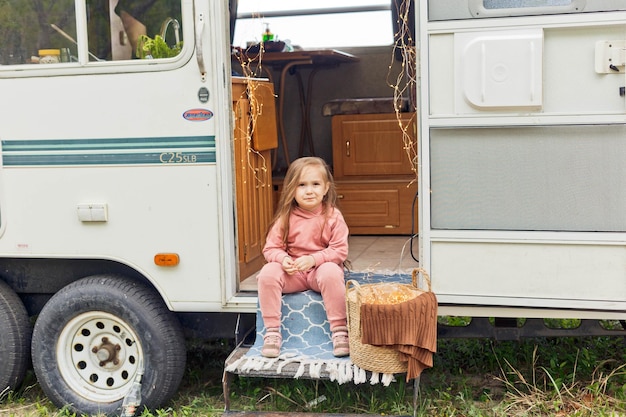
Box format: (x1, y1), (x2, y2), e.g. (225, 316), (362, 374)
(345, 279), (362, 305)
(412, 268), (432, 292)
(345, 279), (362, 337)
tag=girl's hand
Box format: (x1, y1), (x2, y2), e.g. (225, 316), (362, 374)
(293, 255), (315, 272)
(282, 256), (297, 275)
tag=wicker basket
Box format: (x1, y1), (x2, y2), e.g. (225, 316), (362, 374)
(346, 268), (431, 374)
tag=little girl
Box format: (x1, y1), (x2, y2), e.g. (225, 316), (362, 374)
(257, 157), (350, 358)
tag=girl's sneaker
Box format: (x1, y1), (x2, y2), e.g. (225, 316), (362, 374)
(261, 328), (282, 358)
(331, 326), (350, 357)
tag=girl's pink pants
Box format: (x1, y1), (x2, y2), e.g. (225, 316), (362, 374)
(256, 261), (347, 330)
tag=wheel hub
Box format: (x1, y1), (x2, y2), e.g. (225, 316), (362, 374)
(92, 336), (122, 366)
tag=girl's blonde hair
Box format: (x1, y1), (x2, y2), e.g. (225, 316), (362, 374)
(271, 157), (337, 244)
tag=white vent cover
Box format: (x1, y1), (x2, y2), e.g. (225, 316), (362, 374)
(455, 29), (543, 110)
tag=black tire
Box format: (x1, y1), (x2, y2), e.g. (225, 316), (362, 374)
(0, 279), (31, 395)
(31, 275), (186, 416)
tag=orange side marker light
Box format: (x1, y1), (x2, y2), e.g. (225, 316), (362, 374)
(154, 253), (180, 267)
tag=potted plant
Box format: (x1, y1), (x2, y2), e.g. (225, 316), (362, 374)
(136, 35), (182, 59)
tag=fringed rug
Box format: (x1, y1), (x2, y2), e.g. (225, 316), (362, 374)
(224, 271), (412, 386)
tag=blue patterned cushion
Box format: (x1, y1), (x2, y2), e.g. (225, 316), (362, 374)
(254, 290), (339, 360)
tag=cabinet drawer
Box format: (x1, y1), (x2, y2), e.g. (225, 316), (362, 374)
(336, 180), (417, 235)
(337, 187), (400, 228)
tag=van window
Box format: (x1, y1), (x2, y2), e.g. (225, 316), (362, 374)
(88, 0), (182, 60)
(0, 0), (182, 66)
(233, 1), (393, 49)
(1, 0), (76, 65)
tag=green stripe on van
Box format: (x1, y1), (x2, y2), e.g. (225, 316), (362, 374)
(1, 136), (216, 166)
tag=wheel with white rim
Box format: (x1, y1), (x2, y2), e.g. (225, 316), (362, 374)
(0, 279), (31, 394)
(32, 275), (186, 416)
(56, 311), (143, 403)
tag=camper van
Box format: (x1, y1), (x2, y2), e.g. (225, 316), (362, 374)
(2, 0), (626, 414)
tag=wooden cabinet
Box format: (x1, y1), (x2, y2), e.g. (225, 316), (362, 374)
(332, 114), (414, 177)
(232, 78), (278, 279)
(331, 113), (417, 235)
(336, 180), (417, 232)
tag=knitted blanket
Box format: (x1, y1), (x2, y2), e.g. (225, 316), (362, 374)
(360, 291), (438, 381)
(225, 272), (413, 386)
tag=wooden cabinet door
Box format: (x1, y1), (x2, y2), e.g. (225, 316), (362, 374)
(332, 113), (415, 178)
(238, 148), (272, 275)
(233, 80), (276, 279)
(250, 82), (279, 151)
(233, 97), (255, 265)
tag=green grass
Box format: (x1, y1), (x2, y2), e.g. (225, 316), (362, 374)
(3, 330), (626, 416)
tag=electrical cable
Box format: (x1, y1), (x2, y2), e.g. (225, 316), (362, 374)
(410, 188), (419, 263)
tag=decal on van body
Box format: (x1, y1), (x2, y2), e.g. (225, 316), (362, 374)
(182, 109), (213, 121)
(1, 136), (216, 166)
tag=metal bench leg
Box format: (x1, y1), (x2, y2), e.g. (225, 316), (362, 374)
(412, 376), (420, 417)
(222, 369), (233, 411)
